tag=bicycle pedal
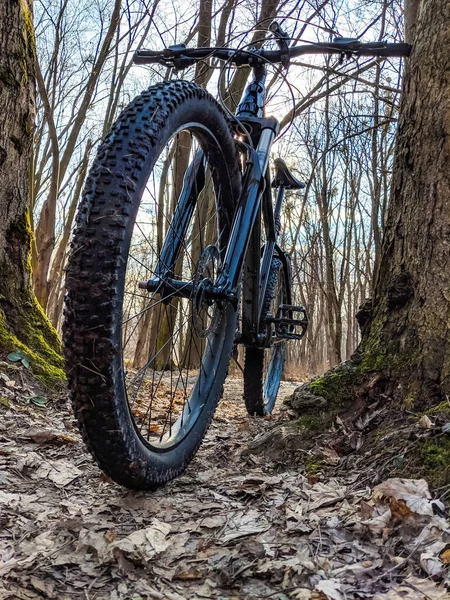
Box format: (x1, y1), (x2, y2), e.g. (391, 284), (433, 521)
(267, 304), (308, 340)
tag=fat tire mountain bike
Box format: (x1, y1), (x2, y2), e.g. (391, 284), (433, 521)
(63, 25), (410, 489)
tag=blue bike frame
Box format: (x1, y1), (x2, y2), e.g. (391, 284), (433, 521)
(142, 62), (295, 348)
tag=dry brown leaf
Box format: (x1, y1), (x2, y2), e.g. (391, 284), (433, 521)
(174, 566), (209, 580)
(373, 478), (436, 515)
(24, 427), (77, 445)
(104, 529), (116, 543)
(306, 481), (347, 511)
(439, 546), (450, 564)
(35, 459), (83, 486)
(420, 552), (444, 576)
(289, 590), (313, 600)
(389, 498), (414, 522)
(220, 509), (270, 542)
(314, 579), (344, 600)
(112, 520), (171, 562)
(372, 576), (449, 599)
(29, 576), (55, 598)
(418, 415), (433, 429)
(322, 447), (340, 465)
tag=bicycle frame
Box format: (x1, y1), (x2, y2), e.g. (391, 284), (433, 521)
(219, 64), (296, 347)
(142, 62), (294, 348)
(137, 36), (410, 342)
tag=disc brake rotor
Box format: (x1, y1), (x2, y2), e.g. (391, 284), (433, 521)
(193, 245), (222, 338)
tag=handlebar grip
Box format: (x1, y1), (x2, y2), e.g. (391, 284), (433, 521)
(133, 50), (162, 64)
(379, 43), (411, 57)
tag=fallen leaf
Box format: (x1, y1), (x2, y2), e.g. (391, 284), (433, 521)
(24, 427), (77, 445)
(439, 545), (450, 564)
(306, 481), (347, 510)
(372, 576), (449, 599)
(104, 529), (116, 543)
(220, 509), (270, 542)
(113, 520), (171, 562)
(390, 498), (414, 522)
(322, 447), (340, 465)
(30, 396), (47, 407)
(418, 415), (432, 429)
(35, 459), (82, 486)
(420, 552), (444, 576)
(314, 579), (344, 600)
(290, 590), (313, 600)
(373, 478), (435, 515)
(174, 566), (208, 580)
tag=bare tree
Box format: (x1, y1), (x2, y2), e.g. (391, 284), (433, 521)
(0, 0), (63, 382)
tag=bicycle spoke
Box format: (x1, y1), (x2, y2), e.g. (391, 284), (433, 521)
(120, 123), (233, 449)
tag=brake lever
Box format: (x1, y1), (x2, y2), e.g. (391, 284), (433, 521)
(133, 44), (196, 69)
(330, 37), (361, 64)
(269, 21), (290, 69)
(164, 44), (195, 69)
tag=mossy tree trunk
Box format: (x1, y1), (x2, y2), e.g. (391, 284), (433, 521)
(0, 0), (64, 386)
(357, 0), (450, 408)
(289, 0), (450, 484)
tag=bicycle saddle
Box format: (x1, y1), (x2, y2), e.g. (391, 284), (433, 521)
(271, 158), (306, 190)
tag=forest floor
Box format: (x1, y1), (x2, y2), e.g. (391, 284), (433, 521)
(0, 373), (449, 600)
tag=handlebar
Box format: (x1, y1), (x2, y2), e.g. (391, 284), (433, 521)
(133, 40), (411, 70)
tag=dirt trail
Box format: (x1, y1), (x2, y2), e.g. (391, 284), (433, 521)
(0, 377), (448, 600)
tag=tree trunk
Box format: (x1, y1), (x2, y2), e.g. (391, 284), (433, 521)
(364, 0), (450, 405)
(289, 0), (450, 486)
(0, 0), (63, 386)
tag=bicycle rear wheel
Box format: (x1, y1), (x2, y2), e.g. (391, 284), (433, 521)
(64, 81), (241, 489)
(244, 258), (288, 415)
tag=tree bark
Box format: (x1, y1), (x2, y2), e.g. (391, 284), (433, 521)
(289, 0), (450, 485)
(365, 0), (450, 405)
(404, 0), (421, 43)
(0, 0), (63, 385)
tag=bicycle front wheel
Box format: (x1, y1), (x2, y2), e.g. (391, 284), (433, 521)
(244, 258), (288, 415)
(64, 81), (241, 489)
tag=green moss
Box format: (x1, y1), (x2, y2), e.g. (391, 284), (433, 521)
(425, 400), (450, 416)
(22, 5), (35, 58)
(357, 295), (419, 380)
(0, 306), (64, 390)
(309, 368), (362, 407)
(26, 296), (61, 352)
(15, 1), (35, 83)
(297, 413), (333, 433)
(421, 437), (450, 487)
(304, 456), (325, 474)
(403, 392), (416, 409)
(358, 307), (386, 374)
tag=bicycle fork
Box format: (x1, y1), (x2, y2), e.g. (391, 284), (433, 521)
(139, 128), (277, 308)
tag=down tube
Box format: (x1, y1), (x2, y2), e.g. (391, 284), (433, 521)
(218, 128), (275, 292)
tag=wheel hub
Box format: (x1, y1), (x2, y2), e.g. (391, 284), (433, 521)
(193, 245), (222, 337)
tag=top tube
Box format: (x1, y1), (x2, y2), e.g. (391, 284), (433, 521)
(133, 41), (411, 69)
